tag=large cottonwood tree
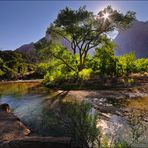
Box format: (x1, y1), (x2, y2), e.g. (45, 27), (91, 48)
(46, 6), (136, 74)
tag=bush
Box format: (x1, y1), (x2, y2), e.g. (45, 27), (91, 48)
(56, 101), (100, 148)
(134, 58), (148, 73)
(78, 68), (93, 80)
(43, 70), (63, 85)
(116, 52), (136, 76)
(0, 69), (4, 77)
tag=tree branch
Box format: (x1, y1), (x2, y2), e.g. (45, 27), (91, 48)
(48, 48), (76, 72)
(50, 28), (71, 43)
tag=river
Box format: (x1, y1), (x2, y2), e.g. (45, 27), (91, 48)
(0, 82), (148, 147)
(0, 82), (74, 136)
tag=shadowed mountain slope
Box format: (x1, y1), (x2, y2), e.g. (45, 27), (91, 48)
(15, 20), (148, 59)
(114, 20), (148, 58)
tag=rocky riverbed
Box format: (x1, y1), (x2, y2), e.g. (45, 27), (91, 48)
(60, 82), (148, 147)
(0, 75), (148, 147)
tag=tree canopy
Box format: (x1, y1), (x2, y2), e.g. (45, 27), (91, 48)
(46, 6), (136, 74)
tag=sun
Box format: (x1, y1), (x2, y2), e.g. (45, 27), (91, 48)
(102, 12), (110, 20)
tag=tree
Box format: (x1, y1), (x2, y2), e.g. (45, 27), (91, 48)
(0, 50), (37, 80)
(0, 58), (4, 77)
(116, 52), (136, 76)
(92, 38), (117, 77)
(46, 5), (135, 76)
(134, 58), (148, 73)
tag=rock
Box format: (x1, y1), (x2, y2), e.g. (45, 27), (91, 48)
(0, 104), (30, 141)
(0, 137), (71, 148)
(0, 104), (11, 113)
(143, 117), (148, 122)
(0, 104), (72, 148)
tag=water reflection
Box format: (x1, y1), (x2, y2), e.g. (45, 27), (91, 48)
(0, 82), (71, 136)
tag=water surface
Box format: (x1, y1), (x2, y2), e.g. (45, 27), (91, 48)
(0, 82), (148, 146)
(0, 82), (72, 136)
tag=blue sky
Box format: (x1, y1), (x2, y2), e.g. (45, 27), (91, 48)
(0, 1), (148, 50)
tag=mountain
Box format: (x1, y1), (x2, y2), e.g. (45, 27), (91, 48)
(16, 42), (34, 54)
(114, 20), (148, 58)
(15, 20), (148, 59)
(15, 33), (71, 54)
(16, 42), (39, 63)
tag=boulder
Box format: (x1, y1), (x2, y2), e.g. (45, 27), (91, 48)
(0, 104), (30, 141)
(0, 104), (11, 113)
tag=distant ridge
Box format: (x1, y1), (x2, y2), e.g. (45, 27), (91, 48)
(15, 20), (148, 59)
(16, 42), (34, 54)
(15, 33), (71, 55)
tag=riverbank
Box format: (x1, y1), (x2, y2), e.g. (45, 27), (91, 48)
(0, 79), (43, 84)
(59, 82), (148, 100)
(56, 83), (148, 117)
(59, 83), (148, 147)
(0, 76), (148, 147)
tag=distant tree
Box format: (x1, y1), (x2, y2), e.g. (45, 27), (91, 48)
(116, 52), (136, 76)
(134, 58), (148, 73)
(0, 58), (4, 77)
(0, 50), (37, 80)
(92, 38), (117, 77)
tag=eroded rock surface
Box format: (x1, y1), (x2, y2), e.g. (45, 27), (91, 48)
(0, 104), (30, 141)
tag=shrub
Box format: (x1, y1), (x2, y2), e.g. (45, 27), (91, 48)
(0, 69), (4, 77)
(134, 58), (148, 73)
(56, 101), (100, 148)
(78, 68), (93, 80)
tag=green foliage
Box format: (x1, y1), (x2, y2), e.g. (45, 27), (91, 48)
(116, 52), (136, 76)
(113, 139), (130, 148)
(36, 63), (49, 76)
(56, 101), (100, 148)
(92, 39), (117, 77)
(101, 136), (109, 148)
(43, 56), (69, 85)
(134, 58), (148, 73)
(0, 50), (38, 80)
(34, 6), (137, 85)
(0, 69), (4, 76)
(79, 68), (93, 80)
(45, 5), (136, 76)
(44, 70), (62, 85)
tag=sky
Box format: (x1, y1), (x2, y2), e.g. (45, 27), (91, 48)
(0, 1), (148, 50)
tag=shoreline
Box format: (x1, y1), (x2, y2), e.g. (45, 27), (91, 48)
(0, 79), (43, 84)
(60, 84), (148, 100)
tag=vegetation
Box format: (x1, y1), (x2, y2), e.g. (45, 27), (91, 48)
(0, 50), (36, 80)
(35, 6), (136, 83)
(56, 101), (100, 148)
(0, 5), (147, 86)
(34, 6), (147, 86)
(40, 101), (146, 148)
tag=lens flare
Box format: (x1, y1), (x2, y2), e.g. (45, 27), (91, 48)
(103, 12), (110, 20)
